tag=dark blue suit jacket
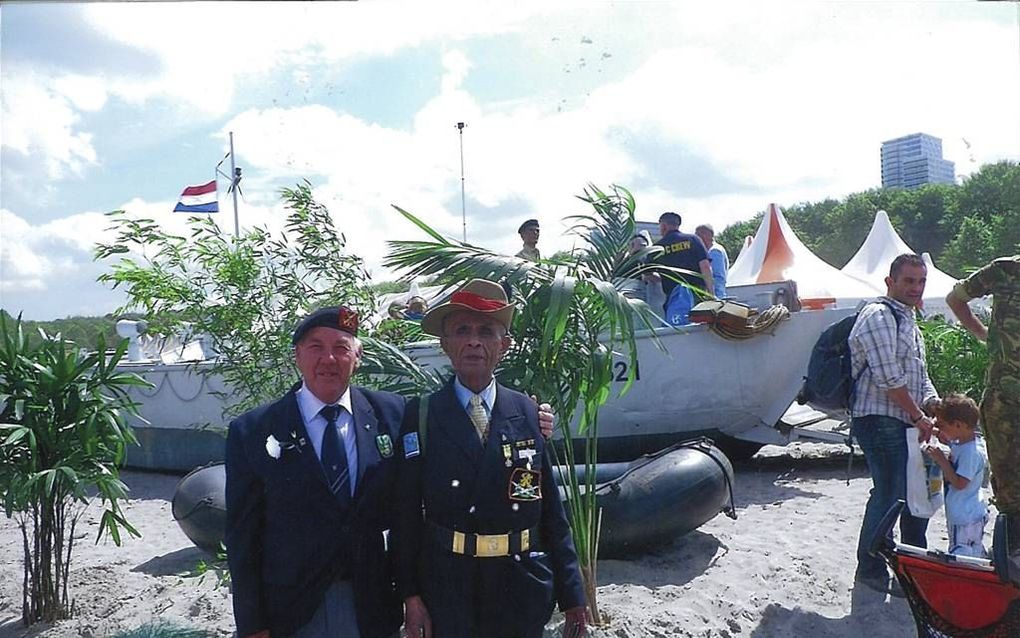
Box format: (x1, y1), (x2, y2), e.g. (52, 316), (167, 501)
(225, 384), (404, 638)
(393, 380), (585, 636)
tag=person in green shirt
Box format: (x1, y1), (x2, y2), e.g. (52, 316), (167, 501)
(946, 255), (1020, 583)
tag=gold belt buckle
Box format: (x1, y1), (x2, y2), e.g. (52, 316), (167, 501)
(452, 531), (466, 554)
(475, 533), (509, 557)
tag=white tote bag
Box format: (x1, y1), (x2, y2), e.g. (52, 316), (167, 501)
(905, 430), (944, 518)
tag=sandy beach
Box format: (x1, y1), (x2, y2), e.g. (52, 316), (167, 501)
(0, 442), (994, 638)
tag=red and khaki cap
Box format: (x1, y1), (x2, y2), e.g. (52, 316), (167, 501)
(421, 279), (514, 337)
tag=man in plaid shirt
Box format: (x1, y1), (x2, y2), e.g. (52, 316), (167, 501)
(849, 253), (941, 596)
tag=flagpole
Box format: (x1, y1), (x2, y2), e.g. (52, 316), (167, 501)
(456, 122), (467, 242)
(229, 132), (239, 238)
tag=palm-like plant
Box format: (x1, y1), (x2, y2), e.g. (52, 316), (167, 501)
(0, 314), (149, 625)
(385, 184), (677, 623)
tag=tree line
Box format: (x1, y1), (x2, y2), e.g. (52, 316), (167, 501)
(0, 310), (123, 352)
(715, 160), (1019, 277)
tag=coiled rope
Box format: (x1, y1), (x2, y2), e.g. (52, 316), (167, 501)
(710, 304), (791, 341)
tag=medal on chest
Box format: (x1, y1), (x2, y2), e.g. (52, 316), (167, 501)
(508, 467), (542, 502)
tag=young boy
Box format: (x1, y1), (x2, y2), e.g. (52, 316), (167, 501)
(925, 393), (989, 558)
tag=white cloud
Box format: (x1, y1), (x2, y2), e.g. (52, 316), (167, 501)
(79, 2), (548, 117)
(0, 208), (113, 296)
(1, 69), (99, 179)
(52, 74), (109, 112)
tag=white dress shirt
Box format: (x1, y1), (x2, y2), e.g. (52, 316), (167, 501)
(453, 376), (496, 418)
(297, 382), (358, 495)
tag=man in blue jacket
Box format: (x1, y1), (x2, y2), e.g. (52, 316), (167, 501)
(225, 306), (403, 638)
(395, 279), (588, 638)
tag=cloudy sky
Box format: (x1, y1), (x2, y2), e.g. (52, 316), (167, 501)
(2, 1), (1018, 320)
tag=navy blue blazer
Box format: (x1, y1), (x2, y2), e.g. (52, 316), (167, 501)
(393, 380), (585, 636)
(225, 384), (405, 638)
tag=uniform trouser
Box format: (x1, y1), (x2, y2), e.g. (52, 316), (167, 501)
(982, 391), (1020, 517)
(424, 551), (554, 638)
(852, 415), (930, 579)
(291, 581), (360, 638)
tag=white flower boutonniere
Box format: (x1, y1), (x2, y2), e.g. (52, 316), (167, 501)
(265, 432), (304, 460)
(265, 434), (283, 459)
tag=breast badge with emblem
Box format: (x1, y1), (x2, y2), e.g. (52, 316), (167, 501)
(508, 468), (542, 502)
(375, 434), (393, 458)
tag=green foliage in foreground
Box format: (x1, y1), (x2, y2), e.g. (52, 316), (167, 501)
(96, 181), (375, 420)
(920, 316), (989, 402)
(0, 315), (148, 626)
(94, 181), (442, 420)
(110, 621), (212, 638)
(385, 184), (677, 625)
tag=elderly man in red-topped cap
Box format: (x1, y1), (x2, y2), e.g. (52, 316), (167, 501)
(394, 279), (588, 638)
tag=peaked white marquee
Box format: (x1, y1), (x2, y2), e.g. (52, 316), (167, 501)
(729, 204), (882, 307)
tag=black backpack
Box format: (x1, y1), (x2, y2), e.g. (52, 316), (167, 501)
(797, 300), (902, 412)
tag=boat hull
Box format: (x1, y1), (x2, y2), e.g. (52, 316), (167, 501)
(564, 439), (734, 557)
(172, 463), (226, 555)
(117, 293), (854, 470)
(172, 441), (733, 558)
(406, 306), (855, 460)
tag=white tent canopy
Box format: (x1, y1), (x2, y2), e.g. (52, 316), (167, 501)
(841, 210), (913, 289)
(729, 203), (882, 307)
(838, 210), (977, 318)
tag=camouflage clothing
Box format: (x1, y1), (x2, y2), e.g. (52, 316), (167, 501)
(952, 256), (1020, 516)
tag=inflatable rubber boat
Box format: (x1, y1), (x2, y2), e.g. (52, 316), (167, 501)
(172, 439), (735, 558)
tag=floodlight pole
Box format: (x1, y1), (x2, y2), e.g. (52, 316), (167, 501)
(456, 122), (467, 242)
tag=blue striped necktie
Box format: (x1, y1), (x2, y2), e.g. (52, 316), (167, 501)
(319, 405), (351, 507)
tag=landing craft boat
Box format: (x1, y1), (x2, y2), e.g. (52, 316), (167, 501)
(113, 280), (856, 472)
(404, 281), (856, 462)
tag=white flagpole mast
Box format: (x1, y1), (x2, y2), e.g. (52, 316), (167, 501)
(215, 131), (242, 238)
(229, 132), (240, 238)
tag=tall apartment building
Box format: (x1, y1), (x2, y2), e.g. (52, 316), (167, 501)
(880, 133), (955, 189)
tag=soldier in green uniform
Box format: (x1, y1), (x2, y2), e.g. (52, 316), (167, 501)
(946, 255), (1020, 583)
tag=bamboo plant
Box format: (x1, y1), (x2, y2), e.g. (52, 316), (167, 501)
(0, 314), (149, 625)
(384, 184), (673, 623)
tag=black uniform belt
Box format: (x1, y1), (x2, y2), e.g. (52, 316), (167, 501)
(427, 521), (538, 558)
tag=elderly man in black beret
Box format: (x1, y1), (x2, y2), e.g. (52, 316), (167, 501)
(225, 306), (405, 638)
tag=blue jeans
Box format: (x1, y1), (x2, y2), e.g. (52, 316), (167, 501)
(852, 414), (929, 579)
(664, 286), (694, 326)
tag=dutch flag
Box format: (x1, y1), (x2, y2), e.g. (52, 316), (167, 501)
(173, 180), (219, 213)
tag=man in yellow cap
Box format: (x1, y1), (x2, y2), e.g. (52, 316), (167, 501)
(394, 279), (588, 638)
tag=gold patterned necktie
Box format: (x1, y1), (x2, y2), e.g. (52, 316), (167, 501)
(468, 394), (489, 442)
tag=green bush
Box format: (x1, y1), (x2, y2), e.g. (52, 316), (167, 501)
(0, 315), (149, 625)
(920, 316), (989, 401)
(110, 621), (211, 638)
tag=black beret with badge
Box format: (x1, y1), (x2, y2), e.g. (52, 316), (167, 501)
(291, 305), (359, 345)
